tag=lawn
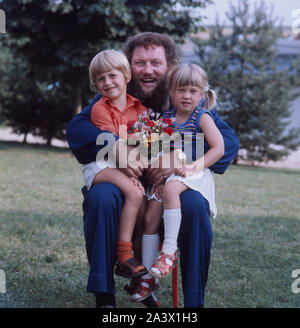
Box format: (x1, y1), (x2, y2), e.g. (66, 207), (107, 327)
(0, 141), (299, 308)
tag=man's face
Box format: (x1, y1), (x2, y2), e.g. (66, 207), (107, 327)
(130, 45), (168, 95)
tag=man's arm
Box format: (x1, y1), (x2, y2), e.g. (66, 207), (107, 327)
(146, 107), (240, 186)
(207, 109), (240, 174)
(66, 94), (118, 165)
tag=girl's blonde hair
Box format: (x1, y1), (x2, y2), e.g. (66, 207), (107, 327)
(169, 64), (217, 110)
(89, 49), (131, 92)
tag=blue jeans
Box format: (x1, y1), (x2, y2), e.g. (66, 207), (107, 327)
(82, 182), (212, 307)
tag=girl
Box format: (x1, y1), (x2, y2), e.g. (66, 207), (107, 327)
(132, 63), (224, 302)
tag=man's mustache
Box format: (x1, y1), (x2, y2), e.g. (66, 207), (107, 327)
(140, 74), (157, 79)
(127, 73), (170, 113)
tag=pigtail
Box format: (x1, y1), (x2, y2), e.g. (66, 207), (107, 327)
(205, 87), (217, 110)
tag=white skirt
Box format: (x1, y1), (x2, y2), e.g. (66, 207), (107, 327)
(147, 168), (217, 219)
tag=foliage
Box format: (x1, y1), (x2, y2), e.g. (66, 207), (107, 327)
(0, 0), (210, 144)
(0, 40), (11, 121)
(193, 0), (300, 163)
(0, 45), (74, 144)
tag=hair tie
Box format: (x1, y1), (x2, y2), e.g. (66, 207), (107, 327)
(204, 85), (209, 92)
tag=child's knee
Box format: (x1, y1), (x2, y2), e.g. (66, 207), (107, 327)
(163, 181), (180, 200)
(126, 185), (144, 204)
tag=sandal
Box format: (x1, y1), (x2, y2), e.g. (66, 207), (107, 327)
(149, 251), (178, 278)
(131, 277), (160, 303)
(124, 278), (161, 308)
(115, 257), (148, 279)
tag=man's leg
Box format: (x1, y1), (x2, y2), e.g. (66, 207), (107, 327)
(82, 182), (123, 305)
(82, 181), (160, 308)
(178, 189), (213, 308)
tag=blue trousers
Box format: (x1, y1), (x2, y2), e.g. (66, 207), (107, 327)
(82, 182), (212, 307)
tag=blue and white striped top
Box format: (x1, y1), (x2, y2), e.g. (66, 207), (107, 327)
(162, 105), (212, 162)
(162, 106), (212, 134)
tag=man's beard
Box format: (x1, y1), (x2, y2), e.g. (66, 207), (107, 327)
(127, 74), (170, 113)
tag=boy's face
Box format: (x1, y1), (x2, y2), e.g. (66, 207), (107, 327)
(96, 69), (127, 101)
(130, 45), (168, 95)
(172, 85), (204, 116)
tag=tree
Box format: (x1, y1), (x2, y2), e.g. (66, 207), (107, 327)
(0, 48), (74, 144)
(0, 0), (211, 144)
(193, 0), (300, 163)
(0, 41), (11, 122)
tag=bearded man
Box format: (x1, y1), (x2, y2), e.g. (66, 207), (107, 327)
(66, 32), (239, 308)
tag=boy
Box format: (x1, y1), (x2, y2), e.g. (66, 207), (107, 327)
(85, 49), (148, 281)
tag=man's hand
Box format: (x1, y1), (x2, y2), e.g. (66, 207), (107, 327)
(144, 150), (178, 187)
(145, 167), (173, 188)
(119, 167), (143, 179)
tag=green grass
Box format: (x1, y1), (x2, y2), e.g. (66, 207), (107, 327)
(0, 140), (299, 308)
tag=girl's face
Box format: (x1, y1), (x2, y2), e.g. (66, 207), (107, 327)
(172, 85), (204, 115)
(96, 69), (127, 101)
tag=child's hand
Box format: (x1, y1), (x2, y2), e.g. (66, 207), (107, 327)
(130, 177), (145, 195)
(175, 163), (197, 178)
(139, 153), (148, 169)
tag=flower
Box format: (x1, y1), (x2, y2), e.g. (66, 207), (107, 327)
(163, 118), (173, 126)
(162, 127), (174, 136)
(127, 109), (175, 160)
(127, 120), (135, 128)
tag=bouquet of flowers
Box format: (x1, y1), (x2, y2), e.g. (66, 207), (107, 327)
(126, 109), (177, 162)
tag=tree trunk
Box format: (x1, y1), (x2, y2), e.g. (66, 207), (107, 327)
(46, 136), (52, 146)
(23, 131), (28, 144)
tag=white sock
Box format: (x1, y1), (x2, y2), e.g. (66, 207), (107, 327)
(162, 208), (181, 255)
(142, 233), (160, 279)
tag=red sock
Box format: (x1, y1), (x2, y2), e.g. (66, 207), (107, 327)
(116, 240), (133, 264)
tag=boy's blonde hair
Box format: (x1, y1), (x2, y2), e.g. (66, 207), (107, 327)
(169, 64), (217, 110)
(89, 49), (131, 92)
